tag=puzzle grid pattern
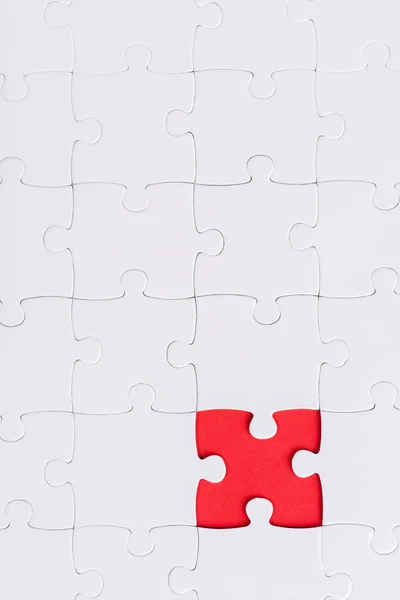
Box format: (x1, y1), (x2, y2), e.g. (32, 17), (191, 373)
(2, 0), (400, 598)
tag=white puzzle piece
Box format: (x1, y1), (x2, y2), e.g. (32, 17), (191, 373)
(290, 180), (400, 297)
(170, 499), (351, 600)
(45, 0), (221, 74)
(0, 158), (72, 326)
(72, 270), (196, 414)
(168, 294), (347, 417)
(75, 525), (198, 599)
(72, 45), (194, 211)
(195, 155), (318, 322)
(319, 267), (400, 412)
(194, 0), (315, 98)
(317, 43), (400, 210)
(288, 0), (400, 71)
(45, 181), (222, 300)
(0, 412), (73, 529)
(167, 68), (343, 185)
(323, 524), (400, 599)
(0, 0), (72, 100)
(294, 382), (400, 554)
(0, 72), (100, 186)
(0, 297), (100, 441)
(0, 500), (101, 600)
(46, 384), (224, 556)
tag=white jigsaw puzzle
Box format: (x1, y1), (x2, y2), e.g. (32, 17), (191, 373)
(2, 0), (400, 598)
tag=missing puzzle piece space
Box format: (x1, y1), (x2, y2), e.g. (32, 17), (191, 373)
(196, 407), (322, 530)
(170, 499), (350, 600)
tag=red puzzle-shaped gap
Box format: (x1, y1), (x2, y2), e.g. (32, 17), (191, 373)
(196, 409), (322, 529)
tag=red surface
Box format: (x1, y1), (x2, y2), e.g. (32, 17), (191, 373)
(196, 408), (322, 529)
